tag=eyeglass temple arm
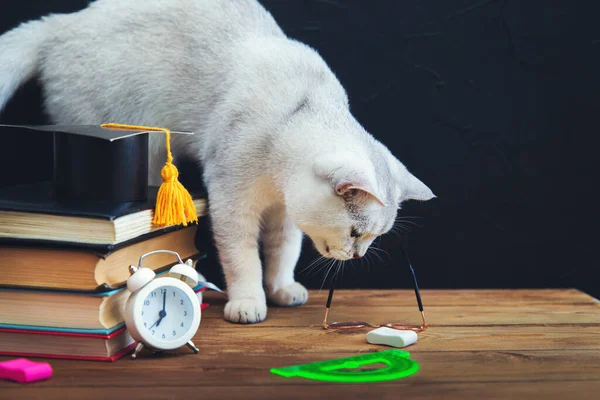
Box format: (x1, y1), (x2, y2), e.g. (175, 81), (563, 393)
(409, 262), (428, 328)
(404, 241), (428, 328)
(402, 241), (424, 310)
(322, 271), (339, 328)
(408, 263), (424, 312)
(323, 243), (428, 329)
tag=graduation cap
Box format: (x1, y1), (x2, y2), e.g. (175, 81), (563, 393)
(0, 122), (198, 227)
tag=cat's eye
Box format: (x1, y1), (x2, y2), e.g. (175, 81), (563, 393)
(350, 227), (360, 238)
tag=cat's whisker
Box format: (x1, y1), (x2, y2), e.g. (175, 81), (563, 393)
(395, 215), (425, 221)
(299, 258), (318, 274)
(363, 252), (372, 272)
(331, 260), (339, 279)
(309, 257), (332, 277)
(392, 220), (409, 229)
(369, 248), (384, 264)
(369, 246), (390, 262)
(370, 245), (390, 256)
(404, 220), (423, 227)
(389, 229), (403, 239)
(390, 225), (408, 235)
(394, 217), (423, 229)
(302, 256), (322, 276)
(335, 259), (344, 279)
(322, 258), (337, 282)
(300, 261), (319, 276)
(320, 259), (338, 291)
(393, 221), (412, 231)
(333, 260), (344, 284)
(399, 223), (413, 231)
(395, 215), (424, 221)
(300, 255), (325, 274)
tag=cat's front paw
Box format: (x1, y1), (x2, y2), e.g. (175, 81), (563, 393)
(267, 282), (309, 307)
(224, 298), (267, 324)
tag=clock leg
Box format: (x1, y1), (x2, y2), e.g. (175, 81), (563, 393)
(186, 340), (200, 354)
(131, 342), (145, 359)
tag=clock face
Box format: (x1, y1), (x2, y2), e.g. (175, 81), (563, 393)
(140, 285), (195, 342)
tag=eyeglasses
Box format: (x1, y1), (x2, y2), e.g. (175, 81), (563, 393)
(322, 242), (428, 332)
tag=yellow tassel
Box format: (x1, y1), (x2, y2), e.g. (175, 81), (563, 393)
(100, 123), (198, 227)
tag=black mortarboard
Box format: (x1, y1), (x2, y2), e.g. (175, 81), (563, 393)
(0, 123), (198, 227)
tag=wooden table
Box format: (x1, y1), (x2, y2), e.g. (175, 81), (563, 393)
(2, 289), (600, 399)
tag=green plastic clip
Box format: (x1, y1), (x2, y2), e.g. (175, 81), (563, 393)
(270, 350), (419, 383)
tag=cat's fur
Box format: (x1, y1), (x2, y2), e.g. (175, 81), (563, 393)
(0, 0), (435, 323)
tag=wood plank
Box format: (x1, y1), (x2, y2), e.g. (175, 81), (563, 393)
(4, 381), (600, 400)
(297, 288), (600, 306)
(2, 350), (598, 389)
(193, 325), (600, 354)
(203, 288), (599, 307)
(202, 304), (600, 327)
(2, 289), (598, 400)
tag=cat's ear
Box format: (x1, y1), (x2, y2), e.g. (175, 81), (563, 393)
(400, 171), (436, 202)
(313, 153), (386, 207)
(335, 181), (386, 207)
(388, 154), (435, 203)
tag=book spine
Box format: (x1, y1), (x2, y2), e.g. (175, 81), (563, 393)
(0, 343), (136, 362)
(0, 326), (127, 339)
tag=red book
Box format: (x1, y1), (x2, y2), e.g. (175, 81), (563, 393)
(0, 326), (135, 362)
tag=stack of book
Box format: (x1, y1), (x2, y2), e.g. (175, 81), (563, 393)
(0, 182), (208, 361)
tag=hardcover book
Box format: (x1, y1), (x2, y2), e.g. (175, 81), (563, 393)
(0, 225), (202, 291)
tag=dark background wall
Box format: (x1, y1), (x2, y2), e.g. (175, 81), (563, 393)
(1, 1), (598, 298)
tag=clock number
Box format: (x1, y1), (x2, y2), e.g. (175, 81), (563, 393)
(152, 330), (155, 335)
(180, 299), (184, 305)
(161, 288), (167, 294)
(144, 322), (147, 327)
(162, 333), (166, 339)
(184, 311), (187, 316)
(180, 322), (184, 327)
(173, 291), (176, 297)
(151, 291), (156, 298)
(172, 330), (176, 336)
(144, 300), (150, 306)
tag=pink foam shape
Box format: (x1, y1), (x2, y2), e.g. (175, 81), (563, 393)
(0, 358), (53, 383)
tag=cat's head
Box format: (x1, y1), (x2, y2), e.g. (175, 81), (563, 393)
(286, 146), (435, 260)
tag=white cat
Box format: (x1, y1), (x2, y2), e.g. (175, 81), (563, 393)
(0, 0), (435, 323)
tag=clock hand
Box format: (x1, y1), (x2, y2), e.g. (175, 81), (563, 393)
(156, 291), (167, 327)
(148, 317), (161, 330)
(149, 308), (167, 329)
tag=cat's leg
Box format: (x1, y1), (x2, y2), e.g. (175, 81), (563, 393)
(209, 192), (268, 324)
(262, 204), (309, 307)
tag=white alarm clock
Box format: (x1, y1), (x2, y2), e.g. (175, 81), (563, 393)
(124, 250), (201, 359)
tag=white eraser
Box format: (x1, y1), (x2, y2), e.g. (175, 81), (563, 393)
(366, 327), (418, 348)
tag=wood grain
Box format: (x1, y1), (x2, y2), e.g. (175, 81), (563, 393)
(202, 303), (600, 326)
(266, 288), (600, 306)
(7, 350), (599, 388)
(1, 288), (599, 399)
(192, 325), (600, 354)
(3, 382), (600, 400)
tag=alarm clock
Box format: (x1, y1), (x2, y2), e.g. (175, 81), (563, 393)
(124, 250), (202, 359)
